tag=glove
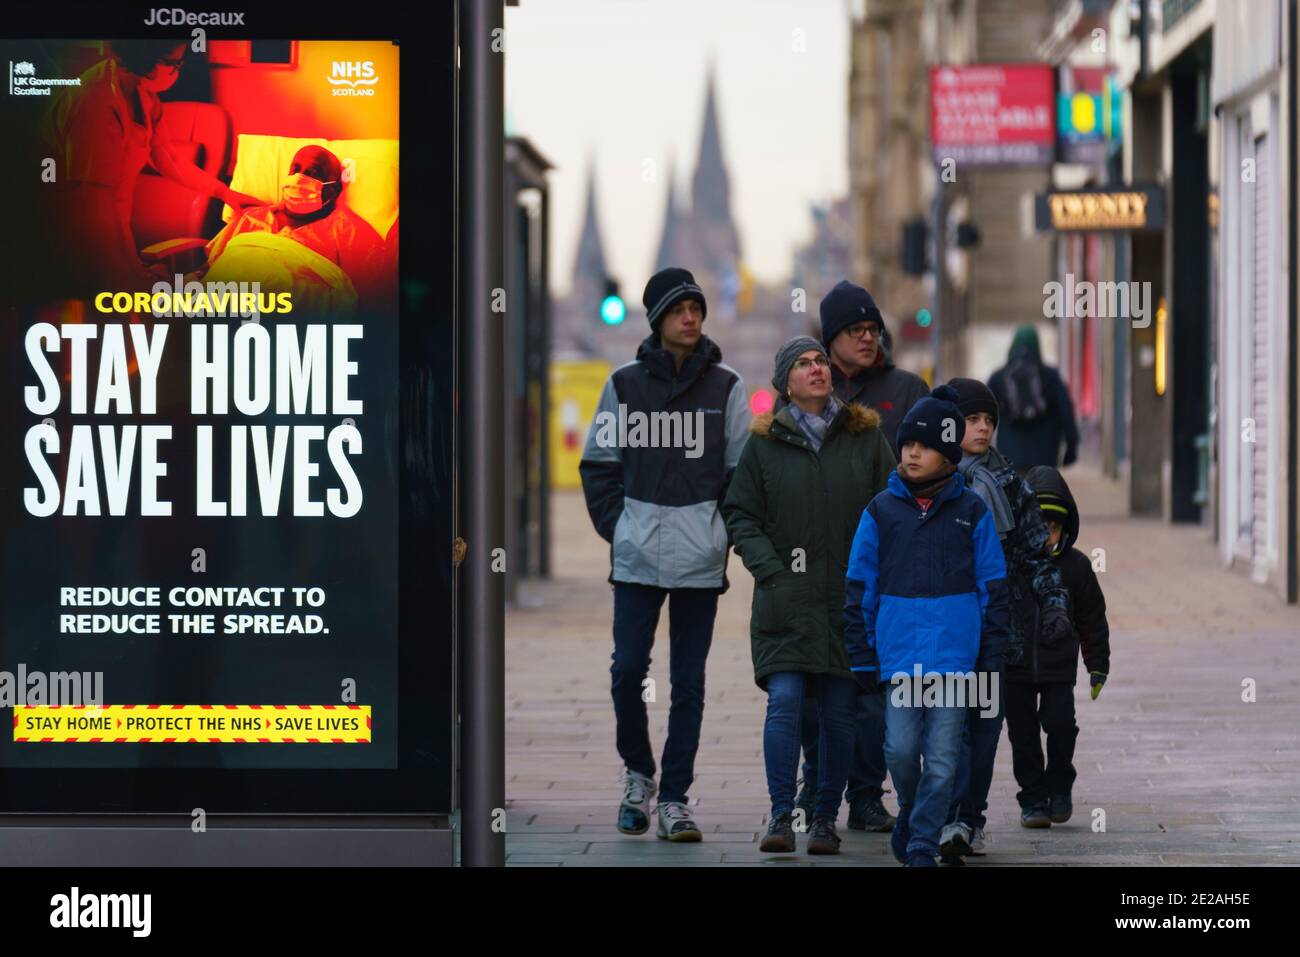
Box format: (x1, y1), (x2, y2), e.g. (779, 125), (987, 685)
(1040, 607), (1076, 647)
(1090, 672), (1107, 700)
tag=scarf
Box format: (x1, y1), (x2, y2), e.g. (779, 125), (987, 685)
(959, 447), (1016, 536)
(898, 460), (956, 502)
(789, 395), (839, 452)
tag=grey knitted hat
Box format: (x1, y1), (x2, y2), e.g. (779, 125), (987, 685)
(772, 336), (829, 397)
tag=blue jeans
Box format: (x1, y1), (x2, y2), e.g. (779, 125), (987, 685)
(884, 694), (966, 857)
(610, 582), (719, 805)
(764, 672), (857, 819)
(799, 692), (887, 803)
(947, 666), (1006, 831)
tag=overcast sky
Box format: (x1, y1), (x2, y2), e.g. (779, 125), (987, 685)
(505, 0), (852, 298)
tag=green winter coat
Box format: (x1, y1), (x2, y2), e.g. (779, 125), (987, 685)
(721, 401), (897, 690)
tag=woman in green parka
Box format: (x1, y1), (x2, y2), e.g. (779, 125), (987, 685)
(722, 335), (896, 855)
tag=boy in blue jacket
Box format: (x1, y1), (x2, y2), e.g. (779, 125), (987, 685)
(843, 385), (1010, 867)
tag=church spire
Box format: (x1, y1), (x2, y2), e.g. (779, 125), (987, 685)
(571, 159), (607, 289)
(654, 154), (679, 272)
(691, 66), (734, 234)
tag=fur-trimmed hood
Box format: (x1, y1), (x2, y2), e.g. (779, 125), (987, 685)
(750, 401), (880, 438)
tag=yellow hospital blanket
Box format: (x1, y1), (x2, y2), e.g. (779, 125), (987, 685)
(204, 231), (358, 317)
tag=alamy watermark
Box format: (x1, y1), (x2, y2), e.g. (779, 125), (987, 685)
(1043, 274), (1152, 329)
(0, 664), (103, 707)
(592, 404), (707, 459)
(887, 665), (1000, 717)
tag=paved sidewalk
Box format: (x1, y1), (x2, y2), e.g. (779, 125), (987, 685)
(505, 468), (1300, 866)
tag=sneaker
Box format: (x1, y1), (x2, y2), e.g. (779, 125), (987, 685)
(939, 821), (972, 864)
(905, 851), (938, 867)
(806, 816), (842, 855)
(1020, 803), (1052, 829)
(1049, 794), (1073, 824)
(760, 813), (796, 853)
(889, 809), (912, 864)
(969, 827), (987, 855)
(847, 795), (896, 832)
(794, 779), (816, 818)
(655, 801), (702, 842)
(616, 769), (656, 835)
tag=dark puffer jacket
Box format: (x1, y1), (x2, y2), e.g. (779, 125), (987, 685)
(721, 401), (896, 690)
(1012, 466), (1111, 685)
(961, 448), (1072, 661)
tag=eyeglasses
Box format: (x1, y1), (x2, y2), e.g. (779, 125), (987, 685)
(156, 56), (185, 69)
(792, 355), (831, 371)
(843, 323), (881, 340)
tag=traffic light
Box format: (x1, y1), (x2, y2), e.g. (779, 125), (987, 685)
(600, 278), (626, 326)
(901, 218), (928, 275)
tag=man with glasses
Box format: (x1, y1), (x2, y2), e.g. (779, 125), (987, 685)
(794, 280), (930, 833)
(818, 281), (930, 455)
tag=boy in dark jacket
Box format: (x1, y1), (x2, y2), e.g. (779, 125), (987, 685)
(844, 385), (1010, 867)
(1005, 466), (1111, 827)
(938, 378), (1074, 864)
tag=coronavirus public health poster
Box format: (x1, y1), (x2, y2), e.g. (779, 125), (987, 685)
(0, 36), (404, 774)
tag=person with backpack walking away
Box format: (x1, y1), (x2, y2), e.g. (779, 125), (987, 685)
(987, 325), (1079, 474)
(1006, 466), (1111, 827)
(843, 384), (1011, 867)
(937, 378), (1074, 864)
(722, 336), (896, 855)
(579, 267), (752, 843)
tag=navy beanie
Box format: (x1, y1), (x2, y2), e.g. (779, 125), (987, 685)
(948, 377), (999, 428)
(896, 384), (966, 464)
(819, 280), (885, 349)
(643, 266), (707, 329)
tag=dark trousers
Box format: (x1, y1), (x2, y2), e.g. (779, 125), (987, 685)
(799, 691), (887, 803)
(1004, 681), (1078, 808)
(764, 672), (858, 819)
(610, 582), (718, 804)
(947, 667), (1006, 832)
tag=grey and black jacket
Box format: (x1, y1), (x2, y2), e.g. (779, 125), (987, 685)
(580, 333), (751, 590)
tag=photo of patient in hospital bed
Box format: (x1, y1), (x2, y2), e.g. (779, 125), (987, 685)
(30, 38), (399, 315)
(198, 144), (390, 315)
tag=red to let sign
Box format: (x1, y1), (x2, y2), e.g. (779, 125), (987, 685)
(930, 64), (1055, 167)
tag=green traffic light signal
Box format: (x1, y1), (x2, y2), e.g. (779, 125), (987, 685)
(916, 308), (932, 328)
(601, 277), (625, 325)
(601, 295), (626, 325)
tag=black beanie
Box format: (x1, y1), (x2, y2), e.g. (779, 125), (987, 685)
(896, 384), (966, 464)
(819, 280), (885, 349)
(947, 377), (999, 428)
(643, 267), (707, 329)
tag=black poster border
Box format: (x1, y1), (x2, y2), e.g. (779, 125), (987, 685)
(0, 3), (456, 817)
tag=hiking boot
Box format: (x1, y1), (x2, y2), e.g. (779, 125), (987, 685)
(760, 813), (796, 853)
(616, 769), (656, 835)
(1020, 803), (1052, 829)
(806, 816), (842, 855)
(655, 801), (702, 842)
(847, 795), (896, 832)
(889, 809), (912, 864)
(794, 779), (816, 818)
(1049, 794), (1073, 824)
(939, 821), (972, 865)
(905, 851), (938, 867)
(969, 827), (987, 854)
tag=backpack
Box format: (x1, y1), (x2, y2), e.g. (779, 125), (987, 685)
(1001, 356), (1048, 423)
